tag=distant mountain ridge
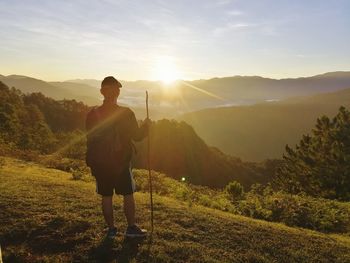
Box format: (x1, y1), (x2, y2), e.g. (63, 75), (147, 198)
(2, 71), (350, 119)
(311, 71), (350, 78)
(0, 75), (74, 99)
(49, 81), (101, 105)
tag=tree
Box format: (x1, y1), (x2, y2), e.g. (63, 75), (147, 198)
(225, 181), (244, 201)
(275, 106), (350, 201)
(16, 104), (56, 153)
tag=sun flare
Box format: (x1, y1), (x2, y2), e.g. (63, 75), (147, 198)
(153, 56), (180, 85)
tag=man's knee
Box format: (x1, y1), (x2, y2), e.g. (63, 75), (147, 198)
(102, 195), (113, 204)
(123, 194), (134, 199)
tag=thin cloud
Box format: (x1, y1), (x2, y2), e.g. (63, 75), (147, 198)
(216, 0), (233, 6)
(212, 22), (256, 37)
(204, 0), (232, 8)
(227, 10), (244, 16)
(0, 0), (349, 80)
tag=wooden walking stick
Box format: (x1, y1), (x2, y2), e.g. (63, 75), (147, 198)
(146, 91), (154, 233)
(0, 244), (3, 263)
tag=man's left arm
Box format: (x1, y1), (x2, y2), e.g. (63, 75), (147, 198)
(129, 111), (149, 141)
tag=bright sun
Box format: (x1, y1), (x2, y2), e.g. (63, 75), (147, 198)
(153, 56), (180, 85)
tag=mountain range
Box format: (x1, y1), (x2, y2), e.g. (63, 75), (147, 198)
(2, 71), (350, 161)
(2, 71), (350, 119)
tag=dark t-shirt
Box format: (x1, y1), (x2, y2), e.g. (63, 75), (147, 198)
(85, 104), (146, 168)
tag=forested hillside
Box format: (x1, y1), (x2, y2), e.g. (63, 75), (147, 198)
(133, 119), (265, 187)
(2, 80), (349, 196)
(180, 87), (350, 161)
(0, 81), (270, 189)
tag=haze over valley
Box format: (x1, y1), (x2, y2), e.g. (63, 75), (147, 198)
(1, 71), (350, 161)
(2, 71), (350, 117)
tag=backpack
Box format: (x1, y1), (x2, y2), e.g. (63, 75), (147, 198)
(85, 106), (132, 168)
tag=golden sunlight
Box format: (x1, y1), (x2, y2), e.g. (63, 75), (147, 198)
(152, 56), (180, 85)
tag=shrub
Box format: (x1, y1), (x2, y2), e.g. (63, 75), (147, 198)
(18, 150), (40, 162)
(54, 131), (86, 160)
(225, 181), (244, 202)
(40, 155), (86, 172)
(263, 192), (350, 233)
(71, 168), (85, 181)
(0, 138), (37, 160)
(0, 139), (20, 157)
(236, 189), (350, 233)
(238, 194), (272, 219)
(133, 170), (175, 195)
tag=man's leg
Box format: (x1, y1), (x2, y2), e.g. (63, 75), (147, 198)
(123, 194), (147, 237)
(123, 194), (135, 226)
(102, 196), (115, 229)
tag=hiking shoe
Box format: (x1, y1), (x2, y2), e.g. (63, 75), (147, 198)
(125, 225), (147, 238)
(106, 227), (117, 239)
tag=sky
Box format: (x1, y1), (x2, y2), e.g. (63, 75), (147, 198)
(0, 0), (349, 81)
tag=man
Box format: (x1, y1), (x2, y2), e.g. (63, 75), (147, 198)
(85, 76), (148, 239)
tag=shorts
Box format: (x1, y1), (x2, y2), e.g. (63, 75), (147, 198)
(91, 164), (136, 196)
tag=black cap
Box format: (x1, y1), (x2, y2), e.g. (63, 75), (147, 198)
(101, 76), (122, 88)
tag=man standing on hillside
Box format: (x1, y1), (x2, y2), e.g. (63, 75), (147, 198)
(85, 76), (149, 239)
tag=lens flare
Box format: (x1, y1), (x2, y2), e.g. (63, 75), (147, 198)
(152, 56), (180, 85)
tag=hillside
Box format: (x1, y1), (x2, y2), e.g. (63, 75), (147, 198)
(282, 87), (350, 105)
(49, 81), (101, 105)
(0, 81), (270, 189)
(0, 75), (100, 106)
(133, 119), (265, 188)
(0, 158), (349, 262)
(0, 75), (73, 100)
(180, 87), (350, 161)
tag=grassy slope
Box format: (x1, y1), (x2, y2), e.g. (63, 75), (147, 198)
(0, 158), (349, 263)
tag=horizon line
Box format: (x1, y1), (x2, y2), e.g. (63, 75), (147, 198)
(1, 70), (350, 83)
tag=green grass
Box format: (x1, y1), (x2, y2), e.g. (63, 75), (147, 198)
(0, 157), (349, 262)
